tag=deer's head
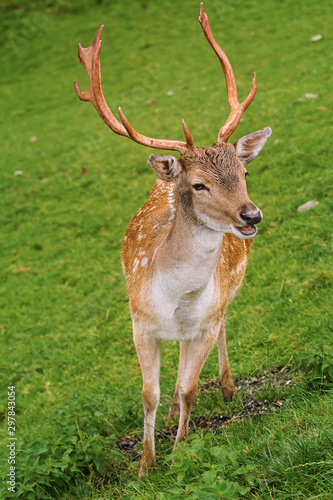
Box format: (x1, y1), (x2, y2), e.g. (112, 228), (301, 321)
(75, 3), (271, 239)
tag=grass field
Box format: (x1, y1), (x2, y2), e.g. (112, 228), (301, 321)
(1, 0), (332, 498)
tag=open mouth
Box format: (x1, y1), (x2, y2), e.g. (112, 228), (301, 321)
(237, 225), (257, 237)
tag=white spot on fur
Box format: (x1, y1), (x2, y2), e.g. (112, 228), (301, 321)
(142, 257), (148, 267)
(152, 248), (158, 262)
(133, 257), (139, 274)
(230, 258), (247, 278)
(168, 189), (176, 220)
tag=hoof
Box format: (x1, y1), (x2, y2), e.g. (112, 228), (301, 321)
(139, 445), (155, 477)
(139, 466), (148, 478)
(221, 381), (237, 402)
(166, 403), (180, 422)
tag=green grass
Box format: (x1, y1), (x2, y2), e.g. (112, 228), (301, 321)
(0, 0), (332, 498)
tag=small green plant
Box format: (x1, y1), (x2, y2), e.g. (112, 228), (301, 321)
(0, 395), (122, 499)
(296, 350), (333, 390)
(160, 433), (256, 499)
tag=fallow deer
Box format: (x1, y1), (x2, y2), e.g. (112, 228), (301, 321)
(75, 3), (271, 476)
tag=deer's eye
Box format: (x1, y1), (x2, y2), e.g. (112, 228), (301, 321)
(193, 183), (208, 191)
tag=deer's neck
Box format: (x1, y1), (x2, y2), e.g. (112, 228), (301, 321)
(154, 188), (223, 296)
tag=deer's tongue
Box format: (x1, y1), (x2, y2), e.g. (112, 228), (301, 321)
(240, 225), (256, 235)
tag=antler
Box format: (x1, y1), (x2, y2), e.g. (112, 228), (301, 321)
(74, 26), (193, 153)
(198, 3), (257, 143)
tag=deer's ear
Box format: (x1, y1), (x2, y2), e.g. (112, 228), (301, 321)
(148, 154), (183, 184)
(234, 127), (272, 165)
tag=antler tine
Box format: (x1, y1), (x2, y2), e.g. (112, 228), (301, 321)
(75, 26), (194, 153)
(182, 119), (194, 148)
(198, 2), (257, 143)
(74, 25), (129, 137)
(118, 107), (191, 152)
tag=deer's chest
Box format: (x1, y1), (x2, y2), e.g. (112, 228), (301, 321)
(143, 271), (222, 341)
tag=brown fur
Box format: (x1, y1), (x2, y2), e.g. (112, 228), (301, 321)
(75, 5), (270, 478)
(121, 141), (259, 476)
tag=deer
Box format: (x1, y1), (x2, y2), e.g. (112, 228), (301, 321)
(75, 2), (271, 476)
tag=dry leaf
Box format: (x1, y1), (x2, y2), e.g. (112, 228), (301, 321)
(310, 34), (322, 42)
(145, 98), (156, 106)
(297, 200), (319, 213)
(12, 267), (31, 274)
(304, 93), (318, 99)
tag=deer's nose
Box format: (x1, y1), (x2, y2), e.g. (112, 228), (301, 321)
(240, 209), (262, 225)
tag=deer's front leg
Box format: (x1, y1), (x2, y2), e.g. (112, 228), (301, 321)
(167, 341), (187, 421)
(174, 329), (219, 448)
(133, 326), (161, 477)
(217, 314), (237, 401)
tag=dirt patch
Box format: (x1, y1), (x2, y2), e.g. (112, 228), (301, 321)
(199, 365), (294, 395)
(191, 399), (284, 432)
(117, 367), (294, 460)
(192, 365), (293, 431)
(117, 435), (141, 460)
